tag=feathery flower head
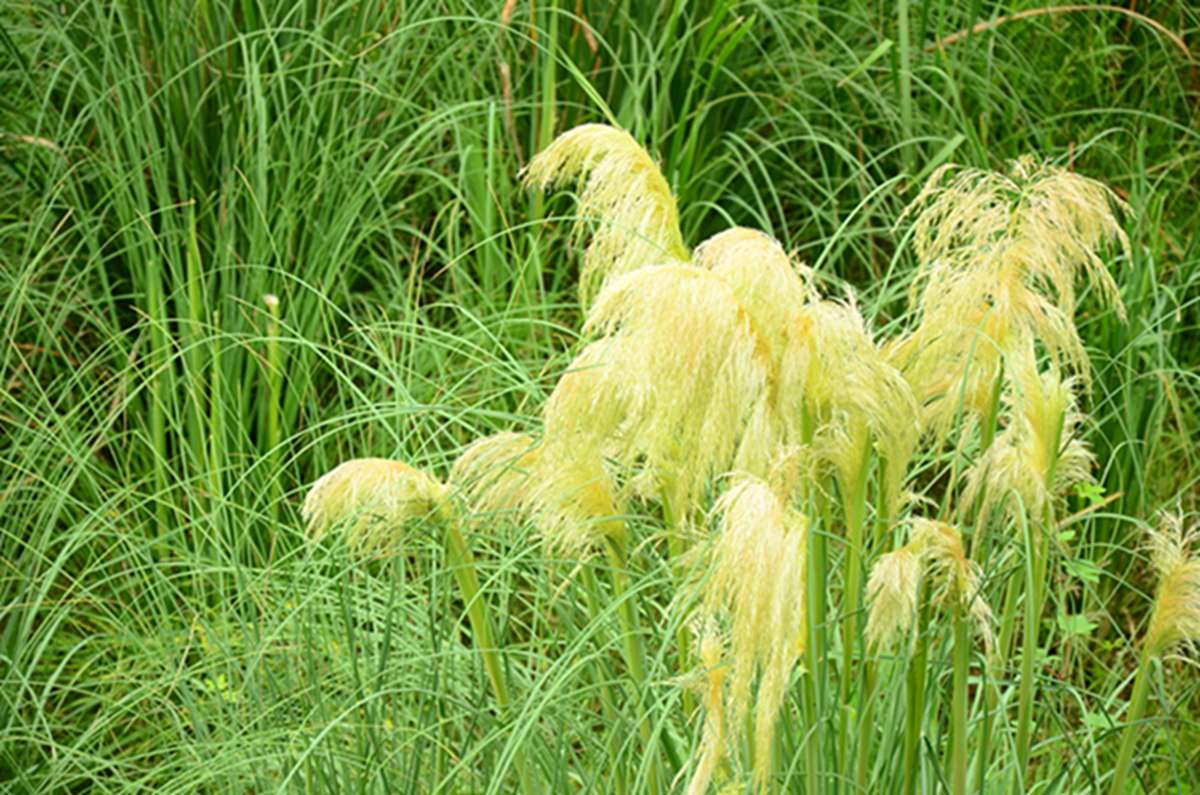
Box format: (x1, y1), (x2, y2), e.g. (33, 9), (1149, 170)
(907, 157), (1128, 321)
(705, 476), (807, 793)
(524, 123), (689, 301)
(575, 263), (770, 517)
(1145, 512), (1200, 658)
(686, 623), (730, 795)
(962, 349), (1094, 523)
(303, 458), (449, 552)
(780, 299), (920, 514)
(448, 431), (625, 555)
(866, 519), (994, 653)
(898, 158), (1128, 432)
(449, 432), (540, 515)
(694, 227), (812, 369)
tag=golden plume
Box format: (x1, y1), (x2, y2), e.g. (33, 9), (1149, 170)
(559, 263), (769, 518)
(779, 298), (920, 515)
(897, 157), (1128, 431)
(524, 123), (689, 301)
(962, 345), (1094, 523)
(448, 431), (625, 556)
(866, 519), (994, 653)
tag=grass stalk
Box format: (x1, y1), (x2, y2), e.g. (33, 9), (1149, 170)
(1107, 653), (1154, 795)
(950, 603), (970, 795)
(443, 521), (537, 795)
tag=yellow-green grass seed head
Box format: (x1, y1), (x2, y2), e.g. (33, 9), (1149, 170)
(780, 298), (920, 515)
(707, 476), (807, 793)
(913, 519), (995, 652)
(302, 458), (449, 553)
(524, 123), (689, 302)
(962, 349), (1094, 524)
(1145, 512), (1200, 658)
(866, 541), (924, 653)
(866, 519), (994, 653)
(906, 157), (1128, 322)
(449, 431), (625, 556)
(686, 623), (729, 795)
(579, 263), (770, 517)
(449, 431), (540, 516)
(694, 226), (812, 370)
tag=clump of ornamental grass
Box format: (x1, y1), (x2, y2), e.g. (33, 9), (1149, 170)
(1109, 512), (1200, 795)
(523, 123), (689, 302)
(692, 476), (807, 795)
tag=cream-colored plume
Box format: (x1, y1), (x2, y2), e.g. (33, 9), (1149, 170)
(694, 226), (812, 370)
(448, 431), (625, 556)
(1144, 512), (1200, 658)
(898, 157), (1128, 432)
(962, 347), (1094, 523)
(866, 519), (994, 653)
(449, 431), (540, 515)
(570, 263), (769, 517)
(302, 458), (449, 552)
(524, 123), (689, 301)
(703, 476), (807, 793)
(780, 299), (920, 515)
(865, 541), (924, 652)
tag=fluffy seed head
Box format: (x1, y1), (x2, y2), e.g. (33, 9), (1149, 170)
(686, 624), (729, 795)
(524, 123), (689, 301)
(706, 477), (807, 793)
(898, 157), (1128, 431)
(694, 227), (812, 370)
(780, 299), (920, 515)
(573, 264), (770, 517)
(866, 519), (994, 653)
(962, 349), (1094, 523)
(302, 458), (449, 552)
(906, 157), (1128, 322)
(1145, 512), (1200, 658)
(865, 542), (924, 652)
(449, 431), (625, 556)
(449, 432), (540, 516)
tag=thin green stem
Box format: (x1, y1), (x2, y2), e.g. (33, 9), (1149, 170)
(1108, 653), (1154, 795)
(950, 604), (970, 795)
(1014, 516), (1049, 790)
(443, 521), (536, 795)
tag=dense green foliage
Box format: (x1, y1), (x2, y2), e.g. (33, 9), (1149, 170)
(2, 1), (1198, 792)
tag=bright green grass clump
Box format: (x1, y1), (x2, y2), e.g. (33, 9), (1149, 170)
(2, 2), (1199, 793)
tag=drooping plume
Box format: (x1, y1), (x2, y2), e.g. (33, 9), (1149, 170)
(448, 431), (625, 556)
(703, 476), (807, 793)
(524, 124), (689, 301)
(897, 156), (1128, 431)
(866, 519), (994, 653)
(303, 458), (449, 553)
(962, 346), (1094, 523)
(564, 263), (770, 517)
(694, 226), (812, 371)
(779, 298), (920, 516)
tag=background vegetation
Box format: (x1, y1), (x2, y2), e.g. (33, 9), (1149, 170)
(1, 0), (1198, 792)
